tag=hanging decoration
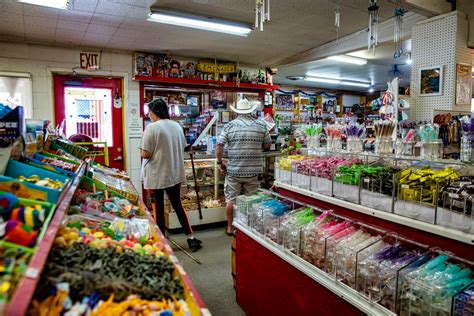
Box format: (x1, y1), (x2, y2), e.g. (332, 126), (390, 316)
(255, 0), (270, 31)
(334, 1), (341, 43)
(394, 1), (408, 56)
(368, 0), (379, 54)
(276, 89), (342, 98)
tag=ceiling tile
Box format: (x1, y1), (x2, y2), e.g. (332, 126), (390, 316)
(73, 0), (99, 13)
(115, 28), (142, 38)
(25, 34), (55, 43)
(0, 12), (23, 24)
(124, 6), (150, 19)
(54, 30), (85, 43)
(0, 0), (23, 14)
(59, 10), (93, 23)
(106, 0), (155, 7)
(22, 3), (59, 17)
(24, 25), (56, 36)
(86, 23), (117, 36)
(82, 32), (111, 43)
(121, 17), (148, 30)
(90, 13), (124, 27)
(95, 0), (133, 17)
(24, 15), (58, 28)
(57, 19), (89, 32)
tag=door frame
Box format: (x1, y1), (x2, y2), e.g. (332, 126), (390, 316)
(48, 68), (128, 172)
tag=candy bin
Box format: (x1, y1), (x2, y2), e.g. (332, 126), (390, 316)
(344, 123), (365, 153)
(326, 124), (343, 152)
(248, 199), (290, 236)
(291, 159), (311, 190)
(234, 193), (267, 226)
(394, 167), (459, 224)
(374, 120), (396, 155)
(278, 207), (321, 254)
(355, 233), (428, 312)
(436, 178), (474, 233)
(452, 283), (474, 316)
(263, 199), (301, 243)
(397, 251), (474, 316)
(360, 166), (398, 213)
(324, 222), (385, 287)
(333, 163), (364, 204)
(300, 214), (352, 269)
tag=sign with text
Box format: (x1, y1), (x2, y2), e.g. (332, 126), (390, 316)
(196, 61), (236, 74)
(80, 52), (100, 70)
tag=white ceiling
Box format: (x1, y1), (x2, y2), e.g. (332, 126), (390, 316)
(275, 40), (414, 92)
(0, 0), (410, 67)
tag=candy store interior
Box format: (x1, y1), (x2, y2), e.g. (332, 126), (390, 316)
(1, 1), (474, 315)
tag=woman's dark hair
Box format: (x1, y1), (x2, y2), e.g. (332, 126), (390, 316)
(147, 99), (170, 119)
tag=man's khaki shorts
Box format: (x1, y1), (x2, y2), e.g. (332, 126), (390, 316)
(224, 176), (260, 203)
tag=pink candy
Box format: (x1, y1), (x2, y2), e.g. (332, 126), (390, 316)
(292, 157), (362, 179)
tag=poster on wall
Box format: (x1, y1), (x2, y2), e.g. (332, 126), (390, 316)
(210, 91), (227, 109)
(455, 63), (472, 105)
(419, 66), (443, 96)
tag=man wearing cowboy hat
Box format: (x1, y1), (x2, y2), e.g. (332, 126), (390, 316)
(216, 98), (271, 236)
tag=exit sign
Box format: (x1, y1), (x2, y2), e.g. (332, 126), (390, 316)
(80, 52), (100, 70)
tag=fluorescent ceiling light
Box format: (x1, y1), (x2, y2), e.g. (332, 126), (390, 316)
(305, 76), (341, 84)
(327, 55), (367, 65)
(148, 12), (252, 37)
(18, 0), (69, 9)
(341, 81), (371, 87)
(368, 88), (375, 93)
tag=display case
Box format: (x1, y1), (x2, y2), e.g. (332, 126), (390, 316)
(164, 157), (226, 229)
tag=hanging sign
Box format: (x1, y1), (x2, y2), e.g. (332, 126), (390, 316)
(196, 61), (236, 74)
(79, 52), (100, 70)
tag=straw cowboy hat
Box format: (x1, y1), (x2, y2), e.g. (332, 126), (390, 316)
(230, 99), (259, 114)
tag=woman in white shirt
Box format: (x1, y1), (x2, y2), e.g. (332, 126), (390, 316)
(140, 99), (202, 251)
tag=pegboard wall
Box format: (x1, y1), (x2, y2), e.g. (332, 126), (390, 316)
(410, 11), (470, 121)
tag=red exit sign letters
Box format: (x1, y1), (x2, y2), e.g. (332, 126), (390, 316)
(80, 52), (100, 70)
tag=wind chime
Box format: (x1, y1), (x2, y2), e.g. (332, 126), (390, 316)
(394, 1), (407, 56)
(368, 0), (379, 54)
(255, 0), (270, 31)
(334, 1), (341, 43)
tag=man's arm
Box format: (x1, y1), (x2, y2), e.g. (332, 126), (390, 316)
(216, 144), (224, 162)
(141, 149), (152, 159)
(262, 127), (272, 151)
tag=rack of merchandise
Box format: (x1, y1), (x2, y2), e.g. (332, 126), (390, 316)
(233, 189), (474, 316)
(2, 137), (208, 315)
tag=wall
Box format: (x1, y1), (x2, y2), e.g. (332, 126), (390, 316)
(0, 42), (143, 193)
(410, 11), (472, 121)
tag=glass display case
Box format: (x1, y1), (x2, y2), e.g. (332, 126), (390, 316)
(164, 157), (226, 229)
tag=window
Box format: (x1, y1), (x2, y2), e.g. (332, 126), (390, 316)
(0, 74), (33, 118)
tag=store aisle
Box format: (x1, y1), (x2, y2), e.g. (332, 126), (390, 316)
(168, 228), (246, 316)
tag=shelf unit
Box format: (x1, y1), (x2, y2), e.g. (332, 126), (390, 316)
(274, 181), (474, 246)
(5, 160), (208, 315)
(134, 76), (280, 91)
(234, 222), (396, 316)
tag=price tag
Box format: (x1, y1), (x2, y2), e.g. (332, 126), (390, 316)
(459, 182), (472, 186)
(25, 267), (40, 279)
(364, 178), (370, 183)
(415, 142), (422, 147)
(401, 184), (410, 189)
(448, 193), (460, 199)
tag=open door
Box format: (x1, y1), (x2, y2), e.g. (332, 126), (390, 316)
(53, 75), (124, 170)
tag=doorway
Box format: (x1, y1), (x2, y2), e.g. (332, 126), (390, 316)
(53, 75), (124, 170)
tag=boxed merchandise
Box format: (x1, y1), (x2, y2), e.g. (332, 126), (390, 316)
(0, 105), (25, 143)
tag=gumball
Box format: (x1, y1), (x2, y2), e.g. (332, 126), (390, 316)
(0, 192), (20, 220)
(4, 220), (38, 247)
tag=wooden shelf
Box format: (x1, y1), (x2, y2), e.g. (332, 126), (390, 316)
(134, 76), (279, 91)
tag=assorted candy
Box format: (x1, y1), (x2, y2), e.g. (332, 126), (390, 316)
(73, 190), (141, 219)
(398, 167), (459, 205)
(0, 246), (31, 306)
(17, 175), (64, 189)
(40, 157), (77, 172)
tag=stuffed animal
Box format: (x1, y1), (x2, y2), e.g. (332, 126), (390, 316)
(10, 205), (45, 230)
(169, 60), (181, 78)
(3, 220), (38, 247)
(0, 192), (20, 220)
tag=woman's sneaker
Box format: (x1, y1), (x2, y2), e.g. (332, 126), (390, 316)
(187, 238), (202, 252)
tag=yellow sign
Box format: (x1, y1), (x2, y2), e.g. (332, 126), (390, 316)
(196, 62), (236, 74)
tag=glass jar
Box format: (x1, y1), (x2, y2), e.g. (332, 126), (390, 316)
(346, 136), (363, 153)
(460, 134), (472, 162)
(375, 137), (393, 156)
(307, 135), (320, 155)
(421, 140), (443, 160)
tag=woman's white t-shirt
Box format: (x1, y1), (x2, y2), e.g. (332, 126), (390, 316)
(140, 119), (187, 190)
